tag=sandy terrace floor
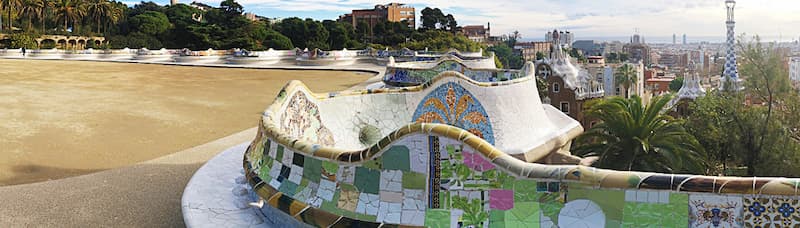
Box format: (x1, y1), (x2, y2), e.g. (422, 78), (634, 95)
(0, 59), (372, 186)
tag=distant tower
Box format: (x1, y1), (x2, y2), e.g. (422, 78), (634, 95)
(171, 0), (178, 5)
(673, 34), (677, 44)
(683, 34), (687, 45)
(669, 61), (706, 114)
(721, 0), (742, 91)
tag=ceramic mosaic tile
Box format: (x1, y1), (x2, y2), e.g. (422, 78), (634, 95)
(380, 170), (403, 192)
(338, 188), (360, 212)
(381, 146), (411, 171)
(355, 193), (380, 216)
(377, 202), (402, 224)
(407, 138), (430, 174)
(317, 179), (336, 201)
(490, 189), (514, 210)
(402, 171), (427, 189)
(280, 91), (335, 146)
(412, 82), (495, 145)
(744, 196), (800, 227)
(302, 157), (322, 183)
(689, 194), (743, 228)
(380, 191), (403, 203)
(424, 209), (451, 228)
(354, 167), (380, 194)
(622, 192), (688, 227)
(320, 160), (338, 181)
(566, 185), (624, 227)
(558, 199), (605, 228)
(336, 166), (356, 184)
(288, 165), (303, 184)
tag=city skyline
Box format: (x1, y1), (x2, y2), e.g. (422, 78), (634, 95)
(136, 0), (800, 42)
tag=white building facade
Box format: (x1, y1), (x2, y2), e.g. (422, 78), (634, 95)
(790, 57), (800, 84)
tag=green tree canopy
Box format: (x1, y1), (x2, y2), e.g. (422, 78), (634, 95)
(669, 77), (683, 92)
(129, 11), (169, 36)
(574, 95), (705, 173)
(488, 43), (524, 69)
(262, 29), (293, 49)
(419, 7), (457, 31)
(401, 30), (482, 52)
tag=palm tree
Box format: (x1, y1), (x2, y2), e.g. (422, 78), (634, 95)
(85, 0), (111, 34)
(2, 0), (23, 31)
(574, 95), (706, 173)
(106, 5), (122, 34)
(20, 0), (43, 32)
(39, 0), (52, 33)
(53, 0), (84, 33)
(614, 63), (638, 98)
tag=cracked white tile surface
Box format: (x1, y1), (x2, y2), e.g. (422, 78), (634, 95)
(268, 162), (282, 179)
(380, 170), (403, 192)
(402, 189), (426, 220)
(182, 143), (305, 228)
(336, 166), (355, 184)
(355, 193), (380, 216)
(377, 202), (402, 224)
(288, 165), (303, 184)
(317, 179), (336, 201)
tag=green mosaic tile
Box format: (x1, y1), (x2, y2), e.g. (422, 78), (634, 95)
(353, 212), (378, 222)
(489, 210), (505, 223)
(441, 160), (453, 179)
(363, 159), (381, 170)
(264, 158), (274, 170)
(440, 191), (449, 209)
(402, 171), (427, 189)
(294, 185), (306, 197)
(303, 158), (322, 183)
(425, 209), (451, 228)
(540, 201), (563, 225)
(354, 167), (380, 194)
(513, 180), (538, 202)
(567, 185), (624, 227)
(278, 181), (298, 195)
(259, 164), (271, 179)
(508, 201), (539, 225)
(321, 160), (338, 180)
(276, 145), (284, 161)
(381, 146), (411, 171)
(321, 191), (341, 210)
(300, 179), (309, 187)
(336, 183), (354, 191)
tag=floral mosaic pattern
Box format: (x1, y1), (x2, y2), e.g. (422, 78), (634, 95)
(280, 91), (335, 146)
(412, 82), (494, 145)
(689, 194), (743, 228)
(744, 196), (800, 227)
(383, 60), (525, 86)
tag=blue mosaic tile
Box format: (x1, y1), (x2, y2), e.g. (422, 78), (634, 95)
(412, 82), (495, 145)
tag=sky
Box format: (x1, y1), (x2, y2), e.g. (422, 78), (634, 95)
(139, 0), (800, 43)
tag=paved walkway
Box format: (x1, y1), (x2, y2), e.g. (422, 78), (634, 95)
(0, 58), (383, 227)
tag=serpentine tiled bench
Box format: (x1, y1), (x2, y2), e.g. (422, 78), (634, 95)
(243, 62), (800, 227)
(383, 56), (528, 87)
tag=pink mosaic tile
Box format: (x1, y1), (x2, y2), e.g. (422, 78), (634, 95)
(490, 189), (514, 210)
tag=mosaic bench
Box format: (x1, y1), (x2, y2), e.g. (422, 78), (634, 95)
(242, 65), (800, 227)
(383, 56), (529, 87)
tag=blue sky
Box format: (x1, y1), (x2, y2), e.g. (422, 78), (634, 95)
(137, 0), (800, 42)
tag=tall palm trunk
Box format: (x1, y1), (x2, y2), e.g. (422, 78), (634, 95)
(27, 12), (33, 31)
